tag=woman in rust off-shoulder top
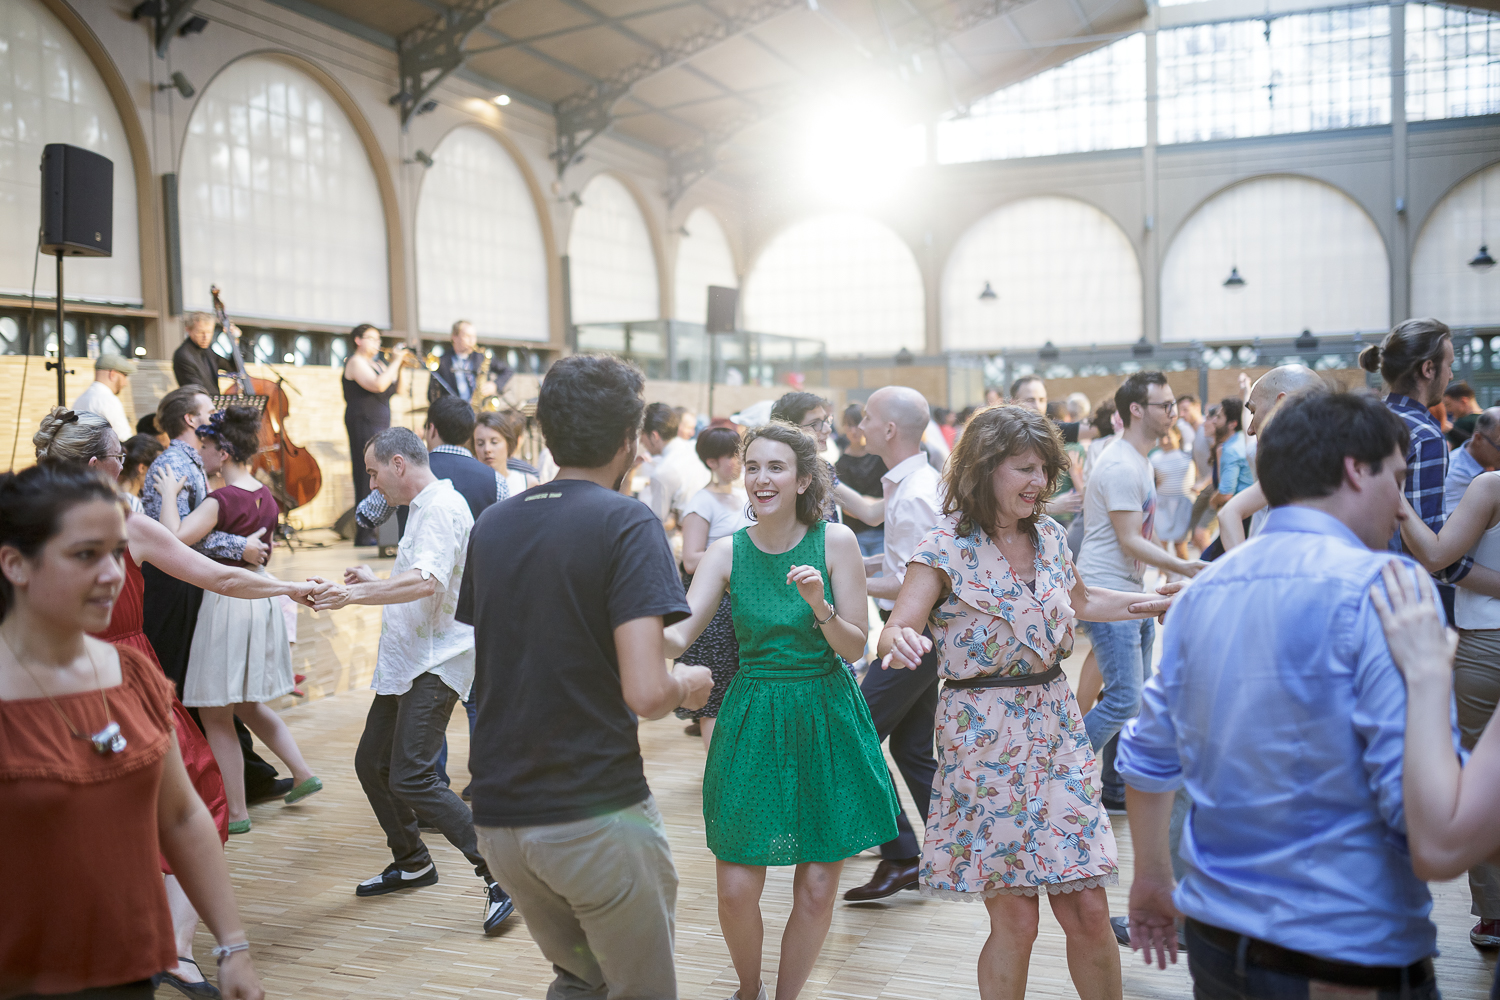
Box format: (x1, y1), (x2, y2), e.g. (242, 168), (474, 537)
(0, 463), (264, 1000)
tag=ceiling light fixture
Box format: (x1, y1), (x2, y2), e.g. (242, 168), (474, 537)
(1471, 245), (1496, 271)
(1223, 266), (1246, 289)
(493, 94), (511, 106)
(978, 281), (997, 301)
(133, 345), (147, 357)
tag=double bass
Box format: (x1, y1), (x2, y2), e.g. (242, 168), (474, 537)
(211, 285), (323, 513)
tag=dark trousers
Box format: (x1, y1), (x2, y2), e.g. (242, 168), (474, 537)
(346, 415), (387, 547)
(141, 564), (280, 796)
(1185, 921), (1438, 1000)
(355, 671), (490, 880)
(435, 694), (479, 788)
(861, 613), (940, 861)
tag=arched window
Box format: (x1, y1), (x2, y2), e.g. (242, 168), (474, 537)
(937, 34), (1146, 163)
(1161, 175), (1389, 341)
(1412, 163), (1500, 326)
(673, 207), (737, 323)
(179, 56), (389, 328)
(942, 197), (1141, 350)
(0, 0), (141, 306)
(568, 173), (660, 324)
(742, 214), (925, 357)
(416, 126), (547, 342)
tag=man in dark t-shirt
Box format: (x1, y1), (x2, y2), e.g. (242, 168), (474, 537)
(458, 354), (711, 999)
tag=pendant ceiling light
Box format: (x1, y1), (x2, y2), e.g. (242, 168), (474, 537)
(1223, 266), (1246, 289)
(1471, 245), (1496, 272)
(979, 281), (997, 301)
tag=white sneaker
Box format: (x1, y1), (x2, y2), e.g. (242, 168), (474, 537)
(726, 985), (767, 1000)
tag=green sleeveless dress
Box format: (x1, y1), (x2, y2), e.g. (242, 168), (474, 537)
(702, 521), (899, 866)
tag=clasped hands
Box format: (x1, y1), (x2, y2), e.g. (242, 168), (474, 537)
(291, 564), (378, 611)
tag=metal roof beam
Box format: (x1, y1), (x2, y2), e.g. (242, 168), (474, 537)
(392, 0), (516, 127)
(551, 0), (805, 175)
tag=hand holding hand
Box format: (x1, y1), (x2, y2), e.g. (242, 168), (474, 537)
(216, 950), (264, 1000)
(786, 564), (828, 611)
(1370, 560), (1457, 687)
(1130, 579), (1187, 623)
(674, 664), (714, 711)
(881, 626), (932, 670)
(1127, 872), (1182, 970)
(344, 564), (378, 585)
(154, 467), (187, 498)
(311, 580), (353, 612)
(241, 528), (270, 567)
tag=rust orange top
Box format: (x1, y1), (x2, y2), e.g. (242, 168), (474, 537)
(0, 644), (177, 996)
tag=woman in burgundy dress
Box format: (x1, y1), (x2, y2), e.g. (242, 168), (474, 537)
(156, 407), (321, 834)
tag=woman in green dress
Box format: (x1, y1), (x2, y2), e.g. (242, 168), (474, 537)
(666, 420), (898, 1000)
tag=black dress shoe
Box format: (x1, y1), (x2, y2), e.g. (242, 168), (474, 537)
(1111, 915), (1188, 952)
(246, 777), (295, 805)
(843, 858), (919, 901)
(484, 882), (515, 935)
(355, 861), (439, 896)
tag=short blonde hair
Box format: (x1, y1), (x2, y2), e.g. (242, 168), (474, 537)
(186, 311), (213, 331)
(451, 319), (474, 337)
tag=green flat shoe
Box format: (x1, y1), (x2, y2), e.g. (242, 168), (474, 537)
(284, 776), (323, 804)
(227, 819), (251, 835)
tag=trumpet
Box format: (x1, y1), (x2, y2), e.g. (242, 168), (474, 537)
(379, 344), (425, 369)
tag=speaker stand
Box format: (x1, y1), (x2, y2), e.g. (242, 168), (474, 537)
(45, 252), (73, 407)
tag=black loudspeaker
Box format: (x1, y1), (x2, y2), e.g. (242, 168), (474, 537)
(40, 143), (113, 258)
(706, 285), (738, 333)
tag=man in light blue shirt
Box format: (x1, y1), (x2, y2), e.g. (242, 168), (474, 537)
(1444, 406), (1500, 516)
(1119, 390), (1451, 995)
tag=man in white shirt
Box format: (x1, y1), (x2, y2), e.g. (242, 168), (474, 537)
(71, 355), (136, 441)
(1076, 372), (1205, 811)
(843, 385), (945, 902)
(640, 402), (708, 526)
(311, 426), (514, 936)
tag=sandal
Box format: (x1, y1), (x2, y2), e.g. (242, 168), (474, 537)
(227, 819), (251, 835)
(155, 957), (222, 1000)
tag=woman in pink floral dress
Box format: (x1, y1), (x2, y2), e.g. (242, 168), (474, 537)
(879, 405), (1172, 1000)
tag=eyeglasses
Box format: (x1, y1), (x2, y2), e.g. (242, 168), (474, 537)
(800, 418), (832, 433)
(1144, 401), (1178, 414)
(99, 451), (124, 461)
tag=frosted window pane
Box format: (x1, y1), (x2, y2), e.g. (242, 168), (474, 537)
(1158, 7), (1390, 144)
(180, 57), (390, 327)
(673, 207), (737, 322)
(937, 34), (1145, 163)
(0, 0), (141, 304)
(742, 214), (924, 356)
(1406, 4), (1500, 122)
(1411, 164), (1500, 326)
(416, 126), (547, 342)
(568, 173), (660, 324)
(943, 197), (1141, 350)
(1161, 176), (1389, 341)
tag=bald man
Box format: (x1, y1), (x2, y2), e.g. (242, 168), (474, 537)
(843, 386), (944, 902)
(1445, 407), (1500, 516)
(1212, 365), (1328, 551)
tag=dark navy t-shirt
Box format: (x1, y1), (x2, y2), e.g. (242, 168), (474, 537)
(456, 478), (690, 828)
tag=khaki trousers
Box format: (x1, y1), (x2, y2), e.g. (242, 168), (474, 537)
(1455, 629), (1500, 920)
(475, 797), (679, 1000)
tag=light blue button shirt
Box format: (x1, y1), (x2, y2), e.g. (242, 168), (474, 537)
(1117, 505), (1461, 966)
(1444, 440), (1485, 517)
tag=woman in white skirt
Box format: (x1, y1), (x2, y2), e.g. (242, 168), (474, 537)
(156, 406), (321, 833)
(1150, 423), (1195, 566)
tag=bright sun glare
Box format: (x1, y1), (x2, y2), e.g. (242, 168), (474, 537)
(799, 94), (926, 207)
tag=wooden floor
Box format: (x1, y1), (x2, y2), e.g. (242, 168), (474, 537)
(175, 541), (1498, 1000)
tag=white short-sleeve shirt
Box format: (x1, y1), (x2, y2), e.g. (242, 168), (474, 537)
(682, 486), (751, 548)
(372, 478), (476, 700)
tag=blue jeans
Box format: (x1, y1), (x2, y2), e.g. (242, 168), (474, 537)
(855, 528), (885, 558)
(1185, 920), (1439, 1000)
(1081, 617), (1155, 801)
(435, 694), (479, 788)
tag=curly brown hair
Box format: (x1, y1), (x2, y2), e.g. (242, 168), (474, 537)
(942, 405), (1067, 541)
(741, 419), (832, 526)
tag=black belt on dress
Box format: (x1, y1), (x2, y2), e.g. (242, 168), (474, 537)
(1186, 919), (1434, 989)
(945, 665), (1063, 689)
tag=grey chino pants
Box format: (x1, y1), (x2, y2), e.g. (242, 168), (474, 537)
(354, 671), (490, 880)
(475, 797), (678, 1000)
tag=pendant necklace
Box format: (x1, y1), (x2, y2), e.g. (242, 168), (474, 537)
(0, 631), (127, 755)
